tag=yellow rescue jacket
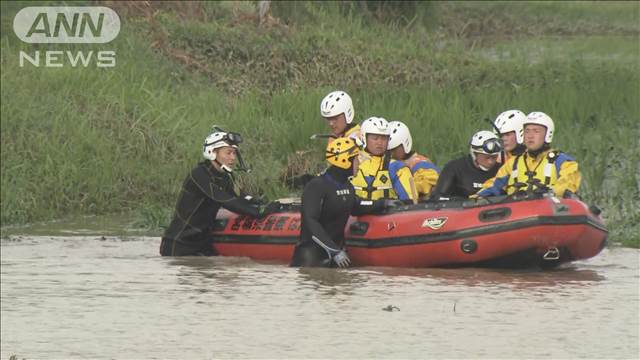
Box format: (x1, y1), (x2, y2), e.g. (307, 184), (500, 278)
(351, 154), (415, 201)
(327, 124), (361, 144)
(477, 148), (581, 197)
(328, 124), (369, 169)
(401, 153), (440, 197)
(345, 124), (360, 140)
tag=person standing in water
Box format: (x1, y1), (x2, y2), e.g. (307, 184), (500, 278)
(160, 130), (280, 256)
(291, 137), (385, 268)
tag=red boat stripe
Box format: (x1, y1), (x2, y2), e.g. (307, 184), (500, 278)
(212, 215), (606, 248)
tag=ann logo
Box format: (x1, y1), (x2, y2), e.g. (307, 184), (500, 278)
(14, 6), (120, 43)
(13, 6), (120, 68)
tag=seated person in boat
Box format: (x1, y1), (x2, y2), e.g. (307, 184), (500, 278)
(493, 109), (527, 164)
(387, 120), (440, 199)
(160, 130), (280, 256)
(430, 130), (502, 199)
(476, 112), (581, 197)
(291, 90), (363, 187)
(291, 137), (384, 268)
(350, 117), (417, 201)
(320, 90), (361, 142)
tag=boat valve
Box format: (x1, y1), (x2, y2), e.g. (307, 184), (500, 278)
(542, 247), (560, 261)
(460, 239), (478, 254)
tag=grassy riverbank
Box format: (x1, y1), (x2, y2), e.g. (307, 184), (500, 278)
(1, 1), (638, 247)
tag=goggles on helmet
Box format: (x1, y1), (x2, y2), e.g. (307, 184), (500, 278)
(471, 138), (502, 155)
(204, 132), (243, 148)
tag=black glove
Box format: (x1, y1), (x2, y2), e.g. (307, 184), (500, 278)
(370, 199), (390, 213)
(259, 201), (281, 218)
(383, 199), (404, 209)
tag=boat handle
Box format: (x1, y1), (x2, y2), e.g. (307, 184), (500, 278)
(478, 207), (511, 222)
(349, 221), (369, 235)
(543, 247), (560, 261)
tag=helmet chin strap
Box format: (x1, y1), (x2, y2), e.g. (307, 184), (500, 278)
(470, 152), (491, 172)
(477, 163), (491, 171)
(214, 159), (233, 173)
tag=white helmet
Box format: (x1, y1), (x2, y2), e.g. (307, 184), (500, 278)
(387, 121), (412, 153)
(469, 130), (502, 171)
(360, 117), (390, 149)
(494, 109), (526, 144)
(524, 112), (554, 143)
(203, 132), (237, 161)
(320, 90), (354, 124)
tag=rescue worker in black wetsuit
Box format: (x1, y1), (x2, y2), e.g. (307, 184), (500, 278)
(291, 137), (385, 268)
(160, 130), (280, 256)
(430, 130), (502, 199)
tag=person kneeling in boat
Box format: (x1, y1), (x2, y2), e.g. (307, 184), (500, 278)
(320, 90), (361, 142)
(350, 117), (417, 201)
(160, 130), (280, 256)
(475, 112), (581, 198)
(493, 109), (527, 164)
(430, 130), (502, 200)
(291, 90), (363, 188)
(291, 137), (385, 268)
(387, 120), (440, 199)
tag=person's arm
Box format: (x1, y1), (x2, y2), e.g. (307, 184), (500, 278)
(411, 161), (440, 196)
(190, 167), (264, 217)
(388, 161), (416, 201)
(475, 161), (512, 197)
(430, 162), (456, 199)
(553, 154), (581, 196)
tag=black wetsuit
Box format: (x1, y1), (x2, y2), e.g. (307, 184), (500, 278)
(430, 155), (500, 199)
(160, 161), (263, 256)
(290, 166), (383, 267)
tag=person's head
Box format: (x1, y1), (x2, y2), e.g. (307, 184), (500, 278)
(360, 117), (390, 156)
(203, 131), (242, 172)
(320, 90), (354, 136)
(469, 130), (502, 171)
(326, 137), (359, 169)
(523, 112), (554, 152)
(387, 120), (413, 160)
(494, 110), (526, 153)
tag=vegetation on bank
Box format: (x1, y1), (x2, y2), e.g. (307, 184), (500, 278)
(1, 1), (638, 247)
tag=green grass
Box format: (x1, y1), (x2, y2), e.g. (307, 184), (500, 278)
(1, 1), (639, 247)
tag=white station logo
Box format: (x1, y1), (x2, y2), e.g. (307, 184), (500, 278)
(13, 6), (120, 43)
(422, 217), (448, 230)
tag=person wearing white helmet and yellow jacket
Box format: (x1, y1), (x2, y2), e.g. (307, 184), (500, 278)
(387, 120), (440, 199)
(319, 90), (361, 141)
(476, 112), (581, 197)
(319, 90), (372, 167)
(350, 117), (416, 201)
(290, 90), (364, 188)
(493, 109), (527, 164)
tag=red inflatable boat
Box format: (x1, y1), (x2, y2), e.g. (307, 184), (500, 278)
(210, 194), (608, 268)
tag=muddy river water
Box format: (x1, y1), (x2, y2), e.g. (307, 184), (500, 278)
(1, 233), (638, 359)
